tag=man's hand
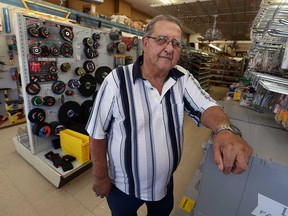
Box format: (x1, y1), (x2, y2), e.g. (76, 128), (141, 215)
(92, 175), (112, 198)
(90, 137), (111, 198)
(213, 130), (253, 174)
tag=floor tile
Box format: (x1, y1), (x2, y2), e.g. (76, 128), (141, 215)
(138, 204), (147, 215)
(0, 138), (16, 157)
(31, 189), (84, 216)
(1, 125), (24, 140)
(0, 169), (38, 216)
(63, 169), (92, 196)
(3, 201), (39, 216)
(91, 199), (111, 215)
(69, 181), (104, 211)
(0, 150), (31, 171)
(64, 205), (95, 216)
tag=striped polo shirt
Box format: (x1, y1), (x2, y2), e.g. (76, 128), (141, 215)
(86, 55), (218, 201)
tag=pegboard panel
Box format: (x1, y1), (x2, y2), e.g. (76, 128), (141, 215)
(15, 12), (142, 154)
(0, 5), (21, 116)
(0, 6), (19, 89)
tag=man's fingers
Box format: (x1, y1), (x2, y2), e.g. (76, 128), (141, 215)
(92, 177), (112, 199)
(231, 164), (245, 174)
(95, 194), (105, 199)
(214, 147), (224, 172)
(213, 132), (253, 175)
(214, 144), (238, 174)
(231, 152), (250, 174)
(214, 144), (236, 174)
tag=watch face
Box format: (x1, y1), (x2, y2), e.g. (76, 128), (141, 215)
(230, 124), (242, 135)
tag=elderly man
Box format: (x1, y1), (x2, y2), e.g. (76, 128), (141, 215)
(86, 14), (252, 216)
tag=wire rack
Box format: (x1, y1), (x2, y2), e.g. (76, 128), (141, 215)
(16, 126), (30, 149)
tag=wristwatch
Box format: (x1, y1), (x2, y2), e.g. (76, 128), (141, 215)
(214, 124), (242, 136)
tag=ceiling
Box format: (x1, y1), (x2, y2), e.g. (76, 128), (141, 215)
(126, 0), (262, 41)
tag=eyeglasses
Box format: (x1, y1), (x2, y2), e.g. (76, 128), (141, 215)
(147, 35), (182, 50)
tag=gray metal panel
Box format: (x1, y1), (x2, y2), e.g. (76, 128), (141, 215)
(194, 144), (251, 216)
(188, 101), (288, 216)
(238, 157), (288, 215)
(194, 145), (288, 216)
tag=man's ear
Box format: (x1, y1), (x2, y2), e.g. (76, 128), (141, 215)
(142, 37), (148, 48)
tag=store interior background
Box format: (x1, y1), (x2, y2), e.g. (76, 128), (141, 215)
(56, 0), (257, 55)
(1, 0), (288, 216)
(0, 0), (263, 127)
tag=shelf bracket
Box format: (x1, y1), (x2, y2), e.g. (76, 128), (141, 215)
(21, 0), (71, 21)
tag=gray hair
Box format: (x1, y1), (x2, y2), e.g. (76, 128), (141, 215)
(144, 15), (183, 37)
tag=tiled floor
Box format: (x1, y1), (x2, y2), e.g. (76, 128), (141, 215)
(0, 86), (228, 216)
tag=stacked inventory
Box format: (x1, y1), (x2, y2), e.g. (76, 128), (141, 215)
(179, 50), (212, 91)
(210, 55), (244, 86)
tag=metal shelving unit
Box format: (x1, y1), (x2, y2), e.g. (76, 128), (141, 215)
(179, 51), (212, 91)
(210, 57), (243, 86)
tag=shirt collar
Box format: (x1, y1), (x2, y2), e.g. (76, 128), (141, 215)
(132, 55), (184, 83)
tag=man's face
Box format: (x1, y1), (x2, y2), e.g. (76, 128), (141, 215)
(143, 20), (182, 72)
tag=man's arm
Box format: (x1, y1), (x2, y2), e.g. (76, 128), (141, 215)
(201, 106), (253, 174)
(90, 137), (111, 198)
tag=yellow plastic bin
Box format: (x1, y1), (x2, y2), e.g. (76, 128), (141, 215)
(7, 109), (26, 124)
(60, 129), (90, 164)
(233, 89), (242, 101)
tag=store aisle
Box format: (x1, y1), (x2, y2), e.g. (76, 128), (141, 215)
(0, 86), (228, 216)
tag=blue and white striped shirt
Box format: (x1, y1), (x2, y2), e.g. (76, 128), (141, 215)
(86, 55), (218, 201)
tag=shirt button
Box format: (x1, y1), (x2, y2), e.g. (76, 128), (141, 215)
(150, 88), (153, 90)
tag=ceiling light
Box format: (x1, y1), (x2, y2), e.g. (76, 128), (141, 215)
(160, 0), (172, 4)
(209, 44), (222, 51)
(151, 0), (211, 7)
(202, 15), (222, 41)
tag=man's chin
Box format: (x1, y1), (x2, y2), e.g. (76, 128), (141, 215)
(158, 63), (173, 71)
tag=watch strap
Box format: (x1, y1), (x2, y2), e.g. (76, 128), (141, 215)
(215, 124), (242, 136)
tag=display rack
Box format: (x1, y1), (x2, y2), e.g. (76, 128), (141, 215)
(259, 80), (288, 95)
(13, 12), (142, 187)
(210, 56), (243, 86)
(179, 50), (212, 91)
(245, 71), (288, 129)
(193, 54), (211, 91)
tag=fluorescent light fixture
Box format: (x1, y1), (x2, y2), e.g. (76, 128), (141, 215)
(160, 0), (172, 4)
(151, 0), (211, 7)
(209, 43), (222, 51)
